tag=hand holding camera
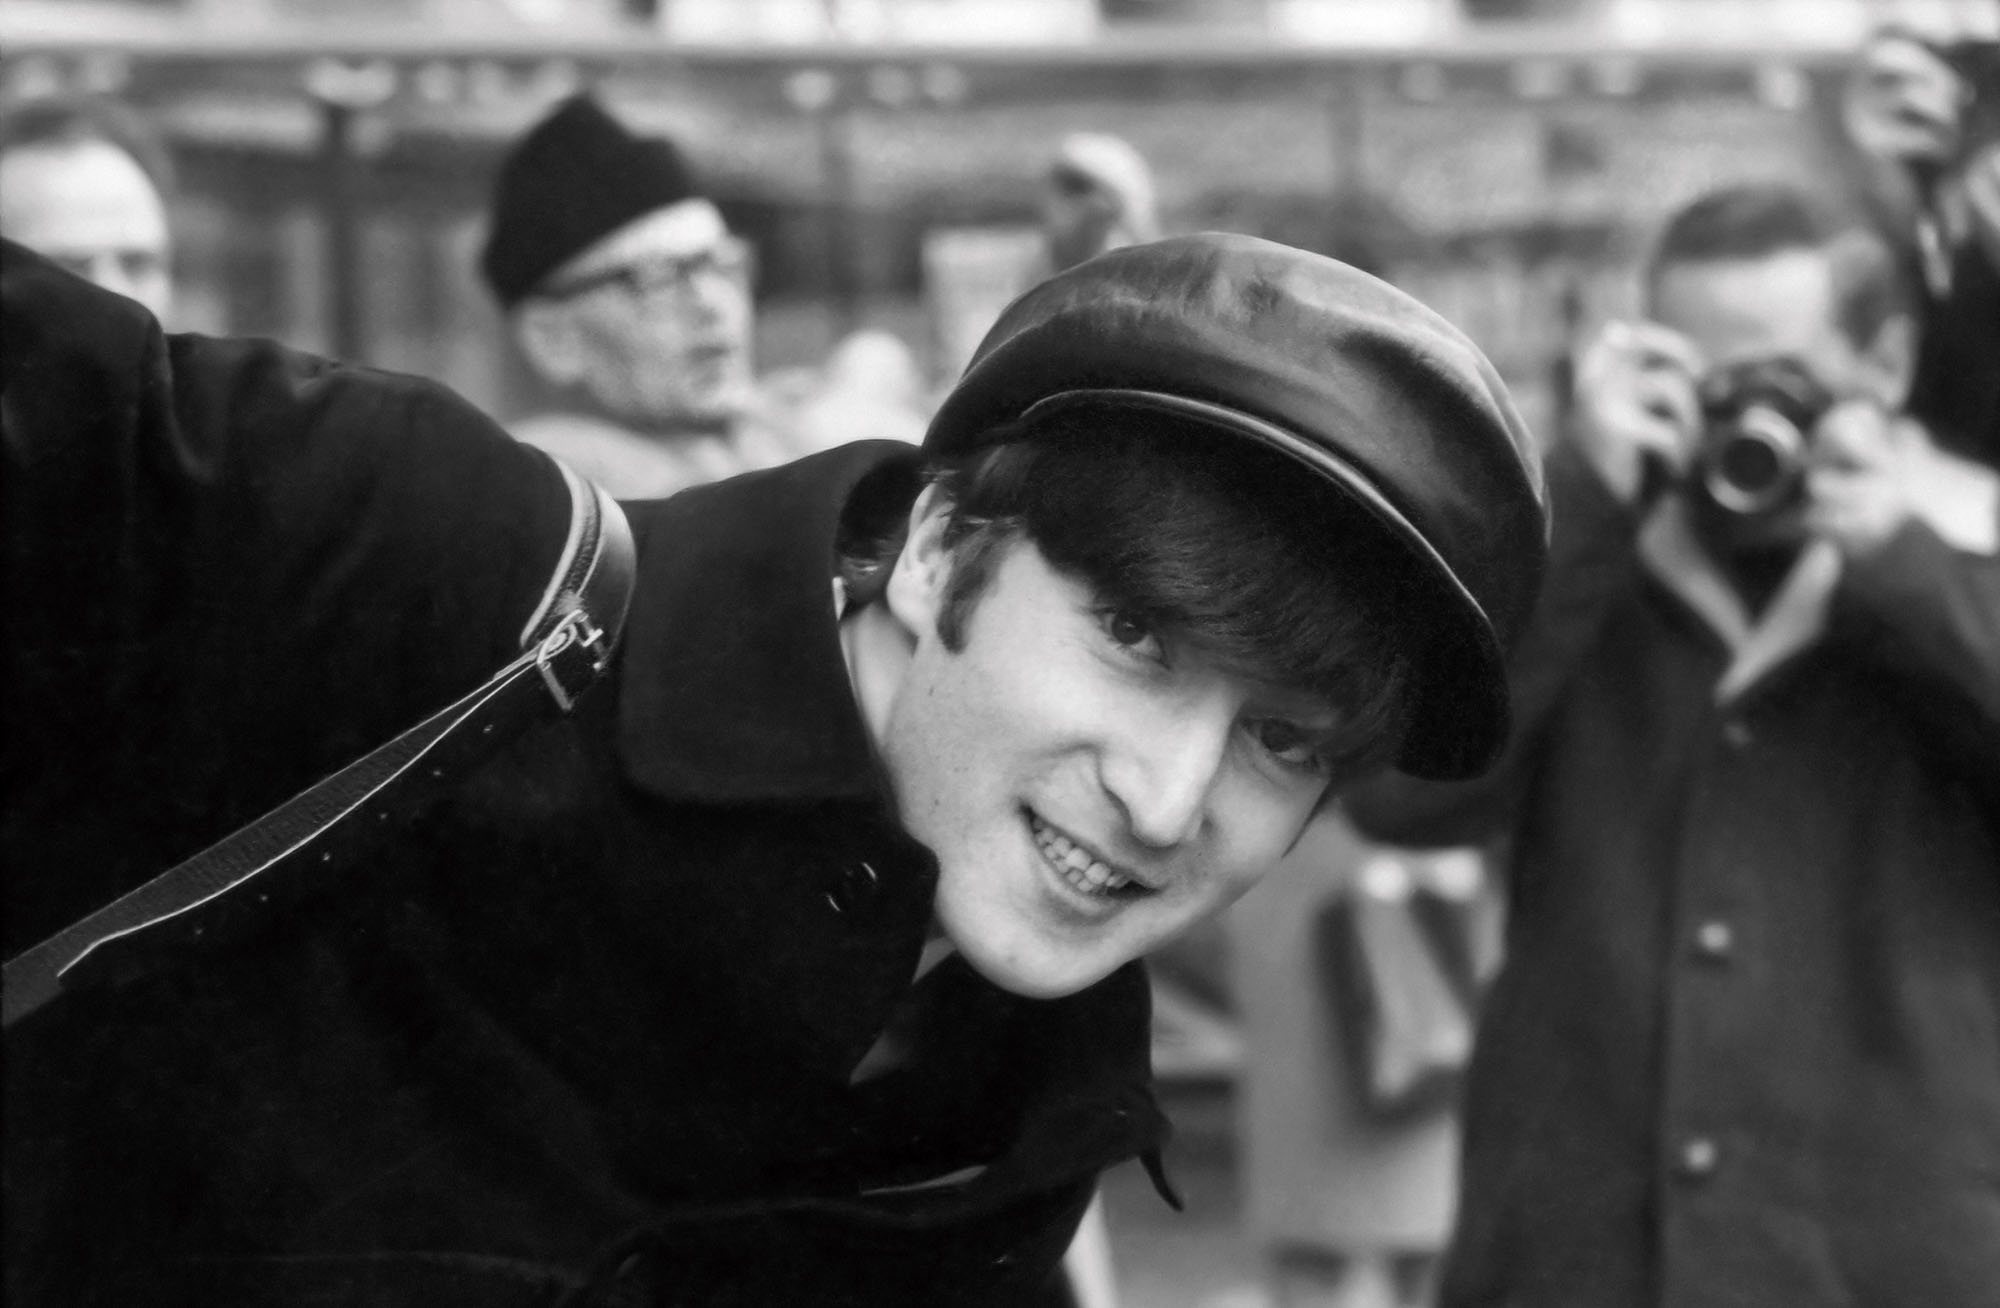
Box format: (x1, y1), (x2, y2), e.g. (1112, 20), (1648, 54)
(1642, 349), (1922, 555)
(1798, 400), (1918, 558)
(1571, 324), (1961, 556)
(1807, 402), (2000, 559)
(1569, 318), (1703, 507)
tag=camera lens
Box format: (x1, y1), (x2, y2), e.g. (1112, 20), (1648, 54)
(1701, 404), (1805, 517)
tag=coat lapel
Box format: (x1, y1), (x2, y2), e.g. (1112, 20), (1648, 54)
(613, 441), (921, 805)
(1637, 496), (1842, 704)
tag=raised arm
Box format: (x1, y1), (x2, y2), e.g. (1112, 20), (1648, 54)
(2, 239), (574, 953)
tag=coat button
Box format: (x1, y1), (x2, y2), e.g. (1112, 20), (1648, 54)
(1720, 719), (1753, 749)
(823, 860), (882, 916)
(1675, 1135), (1721, 1181)
(1693, 919), (1734, 961)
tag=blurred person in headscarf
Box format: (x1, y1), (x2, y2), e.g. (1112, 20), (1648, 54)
(0, 92), (175, 323)
(1041, 132), (1162, 274)
(480, 94), (796, 500)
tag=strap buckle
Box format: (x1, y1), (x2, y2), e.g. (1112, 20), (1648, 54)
(536, 605), (609, 713)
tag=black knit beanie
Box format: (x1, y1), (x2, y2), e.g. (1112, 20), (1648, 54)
(480, 94), (702, 308)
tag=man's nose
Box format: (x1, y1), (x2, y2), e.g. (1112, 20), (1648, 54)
(684, 264), (743, 323)
(1101, 702), (1231, 851)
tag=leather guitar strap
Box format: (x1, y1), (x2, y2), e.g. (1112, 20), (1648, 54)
(1, 464), (635, 1029)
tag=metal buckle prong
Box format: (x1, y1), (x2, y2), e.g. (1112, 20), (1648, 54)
(536, 606), (608, 713)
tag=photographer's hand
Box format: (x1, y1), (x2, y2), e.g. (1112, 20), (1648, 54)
(1843, 31), (1966, 170)
(1569, 320), (1702, 508)
(1807, 404), (2000, 558)
(1805, 402), (1913, 558)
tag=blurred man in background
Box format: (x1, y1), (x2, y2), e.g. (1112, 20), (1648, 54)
(0, 92), (174, 322)
(1842, 21), (1999, 458)
(480, 93), (794, 499)
(1349, 182), (2000, 1307)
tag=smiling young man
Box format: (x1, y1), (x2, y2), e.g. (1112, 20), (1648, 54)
(848, 413), (1426, 1001)
(4, 231), (1546, 1307)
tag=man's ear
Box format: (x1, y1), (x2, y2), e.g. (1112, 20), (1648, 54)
(514, 300), (587, 388)
(883, 483), (954, 640)
(1859, 309), (1918, 410)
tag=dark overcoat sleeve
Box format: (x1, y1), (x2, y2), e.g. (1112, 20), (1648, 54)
(1832, 508), (2000, 815)
(1, 237), (572, 954)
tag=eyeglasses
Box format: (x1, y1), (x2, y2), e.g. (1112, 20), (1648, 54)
(537, 237), (750, 304)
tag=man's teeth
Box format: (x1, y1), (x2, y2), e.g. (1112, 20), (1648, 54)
(1031, 816), (1134, 895)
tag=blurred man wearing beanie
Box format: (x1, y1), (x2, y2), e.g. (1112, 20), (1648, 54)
(5, 231), (1544, 1306)
(481, 94), (793, 498)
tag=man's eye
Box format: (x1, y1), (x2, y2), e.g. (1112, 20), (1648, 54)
(1096, 607), (1165, 662)
(1249, 718), (1329, 773)
(1105, 610), (1147, 646)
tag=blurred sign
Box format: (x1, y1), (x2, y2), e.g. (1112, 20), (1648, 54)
(1273, 0), (1453, 43)
(664, 0), (1099, 44)
(919, 224), (1041, 383)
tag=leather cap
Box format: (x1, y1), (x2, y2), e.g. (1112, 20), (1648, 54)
(923, 232), (1548, 780)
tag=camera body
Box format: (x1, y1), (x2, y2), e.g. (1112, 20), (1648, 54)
(1694, 358), (1835, 519)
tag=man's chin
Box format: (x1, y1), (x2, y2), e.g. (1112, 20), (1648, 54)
(684, 376), (755, 426)
(1689, 493), (1809, 559)
(945, 926), (1122, 1001)
(1713, 515), (1809, 559)
(967, 958), (1107, 1001)
(629, 390), (750, 435)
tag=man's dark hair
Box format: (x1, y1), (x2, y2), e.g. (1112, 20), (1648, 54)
(843, 409), (1424, 778)
(0, 93), (176, 195)
(1645, 182), (1912, 348)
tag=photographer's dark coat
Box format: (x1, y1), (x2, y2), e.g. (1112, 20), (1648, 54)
(1350, 441), (2000, 1308)
(2, 240), (1165, 1307)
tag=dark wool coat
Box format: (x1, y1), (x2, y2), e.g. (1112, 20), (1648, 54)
(2, 241), (1166, 1307)
(1350, 440), (2000, 1308)
(1907, 227), (2000, 467)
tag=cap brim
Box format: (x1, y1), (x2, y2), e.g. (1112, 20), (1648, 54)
(1010, 388), (1511, 781)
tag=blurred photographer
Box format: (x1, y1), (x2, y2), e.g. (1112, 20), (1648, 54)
(1843, 22), (2000, 457)
(1346, 182), (2000, 1307)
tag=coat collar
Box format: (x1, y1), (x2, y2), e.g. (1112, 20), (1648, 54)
(1637, 495), (1841, 704)
(614, 441), (925, 804)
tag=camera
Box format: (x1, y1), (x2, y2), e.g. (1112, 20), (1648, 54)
(1694, 358), (1834, 519)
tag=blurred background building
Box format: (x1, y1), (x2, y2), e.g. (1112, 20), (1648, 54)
(8, 0), (1980, 433)
(5, 1), (1991, 1303)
